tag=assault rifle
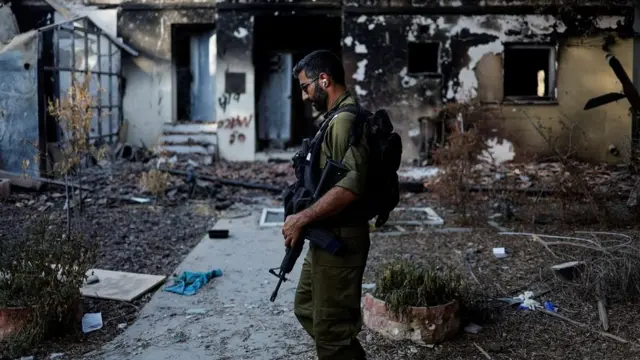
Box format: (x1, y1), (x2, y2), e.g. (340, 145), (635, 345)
(268, 159), (349, 302)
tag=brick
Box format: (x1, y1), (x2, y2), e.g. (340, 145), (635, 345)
(362, 293), (461, 345)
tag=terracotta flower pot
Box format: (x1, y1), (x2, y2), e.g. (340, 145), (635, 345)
(0, 294), (83, 342)
(0, 306), (32, 341)
(362, 293), (461, 345)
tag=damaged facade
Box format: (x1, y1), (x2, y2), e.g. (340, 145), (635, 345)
(0, 0), (636, 172)
(0, 2), (136, 176)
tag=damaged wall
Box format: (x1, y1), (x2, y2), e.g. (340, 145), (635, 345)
(117, 9), (217, 149)
(0, 32), (40, 176)
(215, 11), (255, 161)
(343, 13), (633, 164)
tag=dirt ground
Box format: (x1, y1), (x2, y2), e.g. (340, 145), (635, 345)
(0, 159), (290, 359)
(3, 157), (640, 359)
(361, 191), (640, 360)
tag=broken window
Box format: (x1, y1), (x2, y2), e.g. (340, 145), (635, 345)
(407, 41), (440, 74)
(503, 44), (556, 101)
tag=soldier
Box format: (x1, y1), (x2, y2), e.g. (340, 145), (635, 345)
(282, 50), (370, 360)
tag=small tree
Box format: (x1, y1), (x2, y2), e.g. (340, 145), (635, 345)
(47, 73), (107, 229)
(1, 73), (104, 357)
(0, 215), (97, 357)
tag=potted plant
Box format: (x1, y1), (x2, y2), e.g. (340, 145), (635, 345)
(362, 261), (463, 345)
(0, 215), (96, 357)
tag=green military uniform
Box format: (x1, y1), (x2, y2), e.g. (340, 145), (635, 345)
(293, 91), (371, 360)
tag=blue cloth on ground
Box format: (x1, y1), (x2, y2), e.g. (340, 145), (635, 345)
(163, 269), (223, 296)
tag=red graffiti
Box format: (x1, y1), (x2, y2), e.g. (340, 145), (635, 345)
(217, 115), (253, 130)
(229, 131), (246, 145)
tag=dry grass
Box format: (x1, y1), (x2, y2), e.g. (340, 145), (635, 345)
(503, 231), (640, 303)
(374, 261), (464, 321)
(139, 168), (170, 199)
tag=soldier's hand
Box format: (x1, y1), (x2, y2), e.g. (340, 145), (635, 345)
(283, 213), (306, 248)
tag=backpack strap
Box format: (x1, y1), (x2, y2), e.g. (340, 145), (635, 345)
(324, 104), (366, 147)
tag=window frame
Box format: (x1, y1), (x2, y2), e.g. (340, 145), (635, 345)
(406, 40), (442, 77)
(502, 42), (558, 105)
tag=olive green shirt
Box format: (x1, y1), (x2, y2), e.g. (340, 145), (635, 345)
(318, 91), (369, 196)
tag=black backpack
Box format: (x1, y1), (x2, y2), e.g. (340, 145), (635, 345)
(331, 104), (403, 227)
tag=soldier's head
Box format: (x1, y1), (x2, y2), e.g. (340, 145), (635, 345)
(292, 50), (346, 113)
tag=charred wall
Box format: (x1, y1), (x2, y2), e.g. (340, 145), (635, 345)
(215, 11), (255, 161)
(343, 13), (634, 164)
(117, 8), (216, 149)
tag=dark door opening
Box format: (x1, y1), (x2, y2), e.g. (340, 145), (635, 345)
(172, 23), (217, 122)
(253, 15), (342, 151)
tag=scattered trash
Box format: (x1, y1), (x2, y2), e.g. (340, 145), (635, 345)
(362, 283), (376, 290)
(517, 291), (541, 310)
(118, 323), (127, 330)
(164, 269), (223, 296)
(81, 312), (103, 334)
(492, 247), (507, 258)
(464, 322), (483, 334)
(49, 353), (65, 359)
(127, 196), (152, 204)
(544, 301), (557, 312)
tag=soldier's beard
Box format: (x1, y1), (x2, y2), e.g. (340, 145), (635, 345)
(311, 86), (329, 113)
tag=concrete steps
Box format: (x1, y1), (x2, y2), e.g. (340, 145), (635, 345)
(155, 122), (218, 156)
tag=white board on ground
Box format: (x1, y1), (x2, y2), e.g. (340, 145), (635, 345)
(258, 206), (444, 227)
(388, 207), (444, 226)
(259, 207), (285, 227)
(81, 269), (166, 302)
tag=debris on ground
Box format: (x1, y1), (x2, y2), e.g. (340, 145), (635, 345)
(5, 148), (640, 359)
(81, 313), (103, 334)
(420, 162), (640, 195)
(163, 269), (223, 296)
(81, 269), (167, 302)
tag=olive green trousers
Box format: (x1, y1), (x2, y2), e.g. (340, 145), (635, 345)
(293, 225), (370, 360)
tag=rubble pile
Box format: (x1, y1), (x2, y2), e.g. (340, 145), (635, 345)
(1, 148), (297, 213)
(424, 162), (638, 195)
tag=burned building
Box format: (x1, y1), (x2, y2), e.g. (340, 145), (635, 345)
(1, 0), (636, 169)
(0, 1), (136, 176)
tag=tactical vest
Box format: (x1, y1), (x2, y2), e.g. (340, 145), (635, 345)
(283, 103), (366, 226)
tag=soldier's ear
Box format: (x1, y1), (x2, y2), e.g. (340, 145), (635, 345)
(319, 73), (330, 88)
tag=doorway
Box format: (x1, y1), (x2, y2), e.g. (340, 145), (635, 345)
(172, 24), (217, 122)
(253, 14), (342, 151)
